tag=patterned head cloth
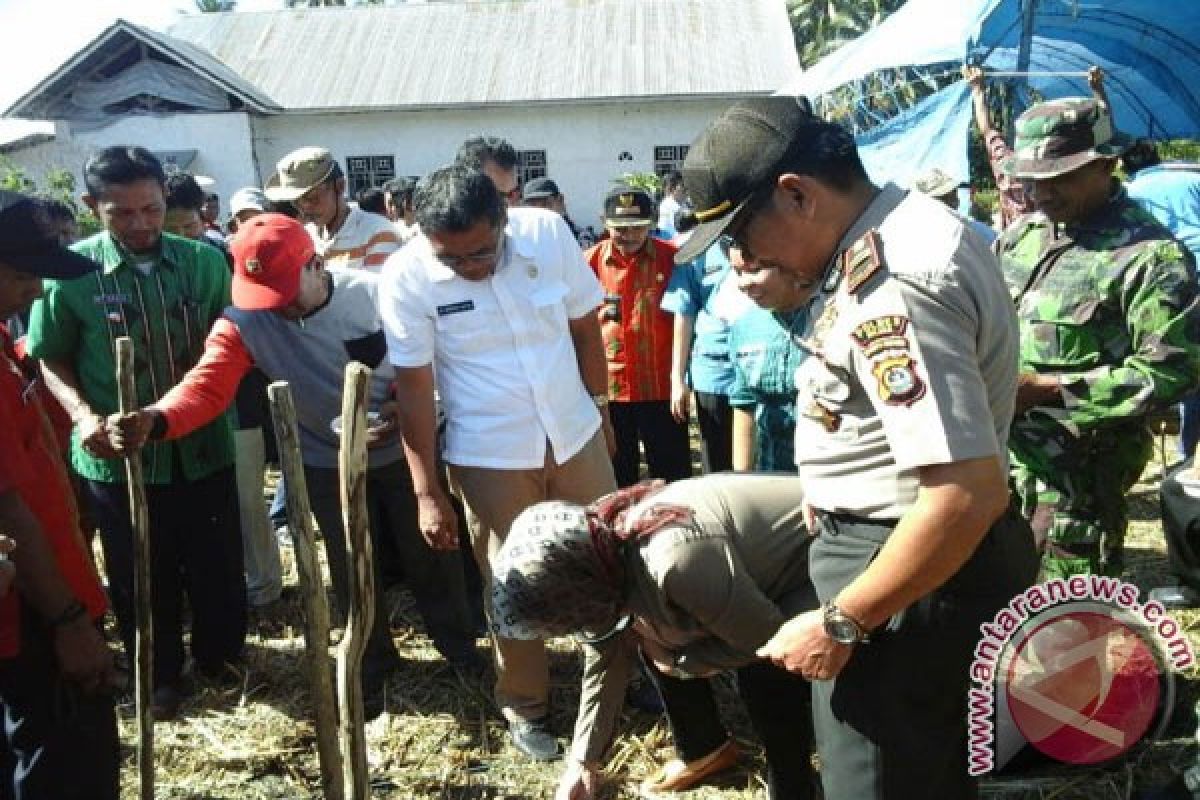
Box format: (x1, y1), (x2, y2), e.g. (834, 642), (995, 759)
(490, 501), (623, 641)
(1003, 98), (1131, 180)
(490, 482), (693, 641)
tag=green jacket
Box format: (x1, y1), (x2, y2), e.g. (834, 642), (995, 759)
(26, 231), (234, 485)
(998, 189), (1200, 475)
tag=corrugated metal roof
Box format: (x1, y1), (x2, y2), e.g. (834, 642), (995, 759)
(166, 0), (800, 112)
(3, 20), (281, 119)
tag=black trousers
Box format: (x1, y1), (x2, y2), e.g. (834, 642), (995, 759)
(610, 400), (692, 487)
(693, 391), (734, 474)
(304, 461), (476, 672)
(647, 657), (818, 800)
(808, 507), (1038, 800)
(85, 466), (246, 686)
(0, 612), (119, 800)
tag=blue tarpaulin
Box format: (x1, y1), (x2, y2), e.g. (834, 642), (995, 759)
(856, 82), (973, 188)
(783, 0), (1200, 186)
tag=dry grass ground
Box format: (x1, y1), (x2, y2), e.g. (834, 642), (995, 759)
(113, 442), (1200, 799)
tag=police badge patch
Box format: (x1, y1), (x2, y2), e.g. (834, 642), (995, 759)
(851, 314), (910, 358)
(871, 354), (926, 406)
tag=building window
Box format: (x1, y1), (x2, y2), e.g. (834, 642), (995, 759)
(346, 155), (396, 196)
(653, 145), (689, 177)
(517, 149), (547, 187)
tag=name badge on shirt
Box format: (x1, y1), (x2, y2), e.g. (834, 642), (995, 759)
(437, 300), (475, 317)
(93, 293), (131, 305)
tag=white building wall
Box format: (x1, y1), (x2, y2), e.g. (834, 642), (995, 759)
(253, 99), (733, 230)
(4, 113), (259, 214)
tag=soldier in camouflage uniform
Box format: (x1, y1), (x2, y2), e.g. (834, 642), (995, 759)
(997, 97), (1200, 578)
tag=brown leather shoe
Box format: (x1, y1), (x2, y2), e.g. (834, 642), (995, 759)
(640, 739), (739, 793)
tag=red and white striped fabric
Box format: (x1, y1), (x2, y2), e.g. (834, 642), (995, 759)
(308, 206), (401, 272)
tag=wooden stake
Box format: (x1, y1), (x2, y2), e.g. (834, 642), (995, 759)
(336, 362), (374, 800)
(115, 336), (154, 800)
(267, 381), (344, 800)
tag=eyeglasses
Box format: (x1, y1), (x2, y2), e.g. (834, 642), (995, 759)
(719, 233), (755, 264)
(435, 228), (505, 271)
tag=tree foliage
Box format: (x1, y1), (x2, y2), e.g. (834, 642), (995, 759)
(0, 156), (102, 236)
(787, 0), (906, 68)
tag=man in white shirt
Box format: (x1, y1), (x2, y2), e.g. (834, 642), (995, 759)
(657, 170), (687, 238)
(383, 176), (420, 244)
(265, 147), (400, 272)
(380, 165), (616, 762)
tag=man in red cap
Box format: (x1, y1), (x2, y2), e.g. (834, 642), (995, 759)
(0, 190), (118, 799)
(111, 213), (481, 707)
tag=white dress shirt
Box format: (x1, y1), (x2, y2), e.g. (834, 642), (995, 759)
(379, 207), (605, 469)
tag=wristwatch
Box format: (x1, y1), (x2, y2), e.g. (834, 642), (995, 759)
(591, 393), (610, 409)
(823, 602), (871, 645)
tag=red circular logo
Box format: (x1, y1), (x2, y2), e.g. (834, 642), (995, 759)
(1004, 610), (1161, 765)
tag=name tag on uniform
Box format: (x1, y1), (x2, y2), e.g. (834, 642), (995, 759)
(93, 292), (131, 305)
(437, 300), (475, 317)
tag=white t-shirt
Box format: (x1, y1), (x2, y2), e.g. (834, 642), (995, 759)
(379, 207), (605, 469)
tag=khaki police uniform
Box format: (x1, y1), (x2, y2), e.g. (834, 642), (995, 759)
(794, 184), (1038, 799)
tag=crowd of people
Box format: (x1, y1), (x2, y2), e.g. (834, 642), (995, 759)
(1, 61), (1199, 800)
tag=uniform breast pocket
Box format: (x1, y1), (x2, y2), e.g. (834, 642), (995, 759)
(527, 282), (570, 331)
(795, 360), (858, 440)
(1025, 292), (1111, 369)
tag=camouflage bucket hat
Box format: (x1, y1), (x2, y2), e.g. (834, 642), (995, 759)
(1003, 98), (1132, 180)
(490, 502), (624, 641)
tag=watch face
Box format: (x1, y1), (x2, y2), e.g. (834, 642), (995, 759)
(825, 613), (863, 644)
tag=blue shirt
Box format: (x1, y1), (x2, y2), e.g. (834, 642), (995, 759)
(660, 243), (736, 395)
(727, 306), (807, 473)
(1127, 164), (1200, 262)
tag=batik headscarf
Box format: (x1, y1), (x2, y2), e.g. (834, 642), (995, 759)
(490, 481), (694, 640)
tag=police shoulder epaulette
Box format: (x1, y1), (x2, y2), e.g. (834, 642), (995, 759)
(843, 229), (885, 295)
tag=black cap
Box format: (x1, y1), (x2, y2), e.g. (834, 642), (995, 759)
(522, 177), (561, 200)
(675, 95), (818, 263)
(0, 191), (98, 279)
(603, 185), (655, 227)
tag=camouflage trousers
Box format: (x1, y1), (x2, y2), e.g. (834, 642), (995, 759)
(1010, 437), (1150, 578)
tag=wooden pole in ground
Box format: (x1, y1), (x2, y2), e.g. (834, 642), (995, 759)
(266, 380), (344, 800)
(115, 336), (154, 800)
(336, 362), (374, 800)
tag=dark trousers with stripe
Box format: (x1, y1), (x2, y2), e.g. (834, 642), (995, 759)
(808, 506), (1037, 800)
(0, 612), (119, 800)
(694, 390), (734, 474)
(610, 400), (692, 487)
(85, 466), (247, 686)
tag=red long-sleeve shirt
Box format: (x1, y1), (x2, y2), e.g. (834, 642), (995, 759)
(152, 317), (254, 439)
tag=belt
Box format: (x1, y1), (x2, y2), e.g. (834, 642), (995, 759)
(814, 509), (900, 544)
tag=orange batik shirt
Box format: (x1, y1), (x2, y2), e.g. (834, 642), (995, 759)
(585, 237), (678, 402)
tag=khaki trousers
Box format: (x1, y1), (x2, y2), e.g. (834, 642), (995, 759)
(447, 430), (615, 723)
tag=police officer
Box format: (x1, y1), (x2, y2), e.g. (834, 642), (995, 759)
(673, 97), (1039, 799)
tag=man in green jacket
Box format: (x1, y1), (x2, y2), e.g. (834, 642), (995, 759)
(997, 98), (1200, 577)
(26, 146), (245, 717)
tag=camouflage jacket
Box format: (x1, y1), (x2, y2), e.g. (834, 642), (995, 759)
(997, 189), (1200, 464)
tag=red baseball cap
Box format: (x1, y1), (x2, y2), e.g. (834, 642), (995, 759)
(229, 213), (315, 311)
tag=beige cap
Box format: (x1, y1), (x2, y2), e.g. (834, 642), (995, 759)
(265, 146), (336, 203)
